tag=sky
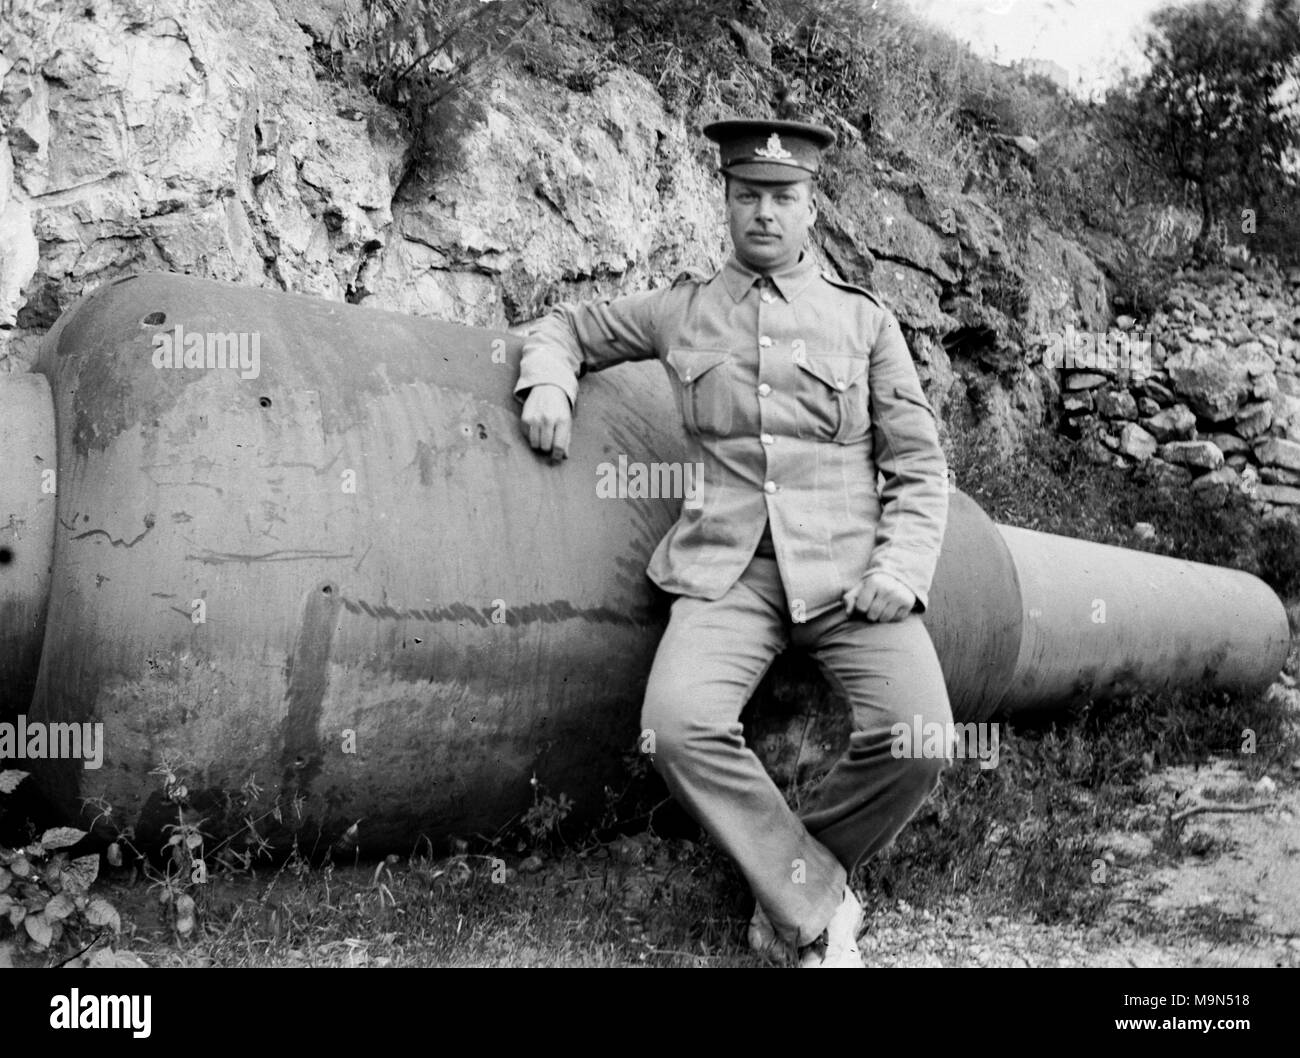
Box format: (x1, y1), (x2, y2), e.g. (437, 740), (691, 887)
(903, 0), (1201, 96)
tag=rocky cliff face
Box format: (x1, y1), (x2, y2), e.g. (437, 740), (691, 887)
(0, 0), (1136, 460)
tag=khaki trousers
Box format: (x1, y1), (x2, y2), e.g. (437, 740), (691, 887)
(641, 554), (952, 946)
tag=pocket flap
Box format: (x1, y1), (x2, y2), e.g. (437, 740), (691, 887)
(666, 348), (731, 384)
(795, 353), (867, 392)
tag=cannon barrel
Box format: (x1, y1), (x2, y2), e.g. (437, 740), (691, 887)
(0, 274), (1289, 849)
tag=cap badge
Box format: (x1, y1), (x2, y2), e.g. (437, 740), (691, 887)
(753, 133), (793, 160)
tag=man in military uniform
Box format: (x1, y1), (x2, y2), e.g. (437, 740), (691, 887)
(514, 119), (952, 968)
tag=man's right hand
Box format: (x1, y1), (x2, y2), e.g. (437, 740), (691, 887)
(520, 384), (573, 462)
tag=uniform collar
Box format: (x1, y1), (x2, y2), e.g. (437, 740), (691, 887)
(721, 251), (821, 303)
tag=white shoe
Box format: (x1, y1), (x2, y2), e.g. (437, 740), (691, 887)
(798, 887), (865, 968)
(747, 901), (794, 960)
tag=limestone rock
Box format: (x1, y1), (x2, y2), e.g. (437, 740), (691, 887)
(1269, 393), (1300, 439)
(1018, 221), (1110, 337)
(1117, 423), (1157, 461)
(1158, 440), (1224, 470)
(0, 0), (407, 342)
(1256, 484), (1300, 505)
(1164, 341), (1276, 420)
(1065, 371), (1109, 391)
(1096, 389), (1138, 420)
(0, 196), (38, 329)
(1136, 378), (1176, 405)
(1208, 432), (1250, 455)
(1260, 466), (1300, 486)
(1192, 467), (1239, 508)
(1234, 401), (1273, 440)
(1140, 403), (1196, 442)
(1062, 391), (1093, 415)
(1255, 437), (1300, 471)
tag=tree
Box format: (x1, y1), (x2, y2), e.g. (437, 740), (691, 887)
(1111, 0), (1300, 259)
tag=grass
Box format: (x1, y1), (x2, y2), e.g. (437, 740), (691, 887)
(84, 835), (757, 968)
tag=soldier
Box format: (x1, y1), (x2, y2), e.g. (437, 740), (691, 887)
(514, 118), (953, 968)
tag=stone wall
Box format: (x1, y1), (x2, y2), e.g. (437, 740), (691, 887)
(1055, 264), (1300, 516)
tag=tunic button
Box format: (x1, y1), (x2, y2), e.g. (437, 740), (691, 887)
(759, 335), (773, 347)
(760, 433), (775, 445)
(757, 383), (772, 397)
(792, 348), (806, 366)
(764, 481), (777, 494)
(761, 291), (774, 303)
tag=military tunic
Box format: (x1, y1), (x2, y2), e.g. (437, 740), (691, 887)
(514, 251), (949, 621)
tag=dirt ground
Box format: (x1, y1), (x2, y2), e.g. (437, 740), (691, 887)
(857, 752), (1300, 968)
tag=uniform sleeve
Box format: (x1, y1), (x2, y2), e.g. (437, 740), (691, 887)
(514, 287), (666, 410)
(862, 310), (949, 613)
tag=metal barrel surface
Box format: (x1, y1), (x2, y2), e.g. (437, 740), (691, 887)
(0, 372), (56, 719)
(992, 524), (1289, 713)
(0, 272), (1289, 849)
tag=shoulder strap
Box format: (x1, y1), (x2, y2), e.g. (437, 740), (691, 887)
(670, 267), (712, 289)
(820, 270), (887, 309)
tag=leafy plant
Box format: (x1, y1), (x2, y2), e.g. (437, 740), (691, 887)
(0, 771), (122, 962)
(101, 760), (292, 940)
(520, 773), (575, 848)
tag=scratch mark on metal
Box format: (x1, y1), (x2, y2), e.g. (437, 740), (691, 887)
(273, 451), (343, 477)
(185, 547), (352, 564)
(353, 541), (374, 573)
(339, 594), (655, 628)
(61, 513), (156, 548)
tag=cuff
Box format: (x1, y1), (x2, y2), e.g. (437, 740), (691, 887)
(513, 377), (578, 411)
(860, 567), (927, 614)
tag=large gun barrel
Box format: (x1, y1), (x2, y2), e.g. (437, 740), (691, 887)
(0, 274), (1289, 849)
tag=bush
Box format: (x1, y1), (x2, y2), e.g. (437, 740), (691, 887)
(329, 0), (547, 172)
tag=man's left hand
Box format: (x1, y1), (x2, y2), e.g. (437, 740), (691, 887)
(843, 572), (916, 623)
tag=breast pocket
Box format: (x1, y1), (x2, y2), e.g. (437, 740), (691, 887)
(666, 348), (734, 436)
(793, 348), (869, 443)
